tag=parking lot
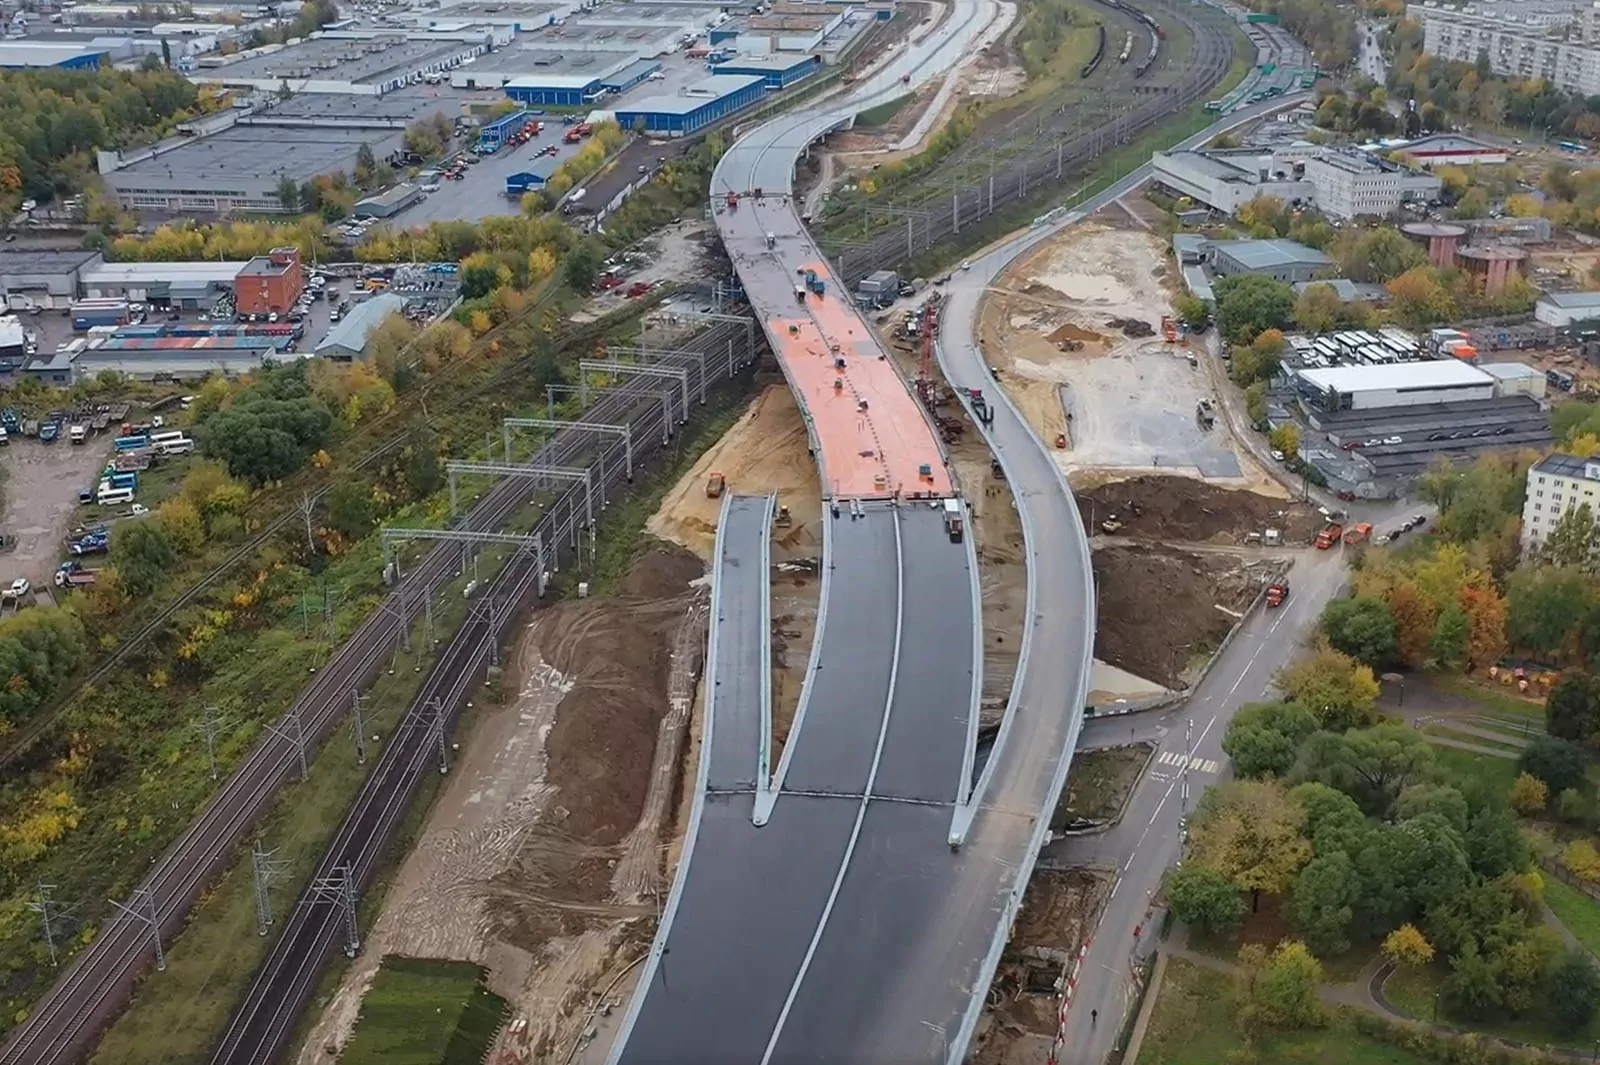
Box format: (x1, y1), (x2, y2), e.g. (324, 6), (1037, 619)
(1313, 396), (1553, 477)
(395, 121), (590, 224)
(0, 433), (117, 590)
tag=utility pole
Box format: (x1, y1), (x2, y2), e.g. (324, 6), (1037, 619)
(108, 887), (164, 972)
(351, 690), (368, 764)
(309, 865), (360, 957)
(298, 491), (317, 555)
(264, 708), (308, 781)
(27, 884), (60, 968)
(250, 842), (288, 937)
(200, 705), (222, 781)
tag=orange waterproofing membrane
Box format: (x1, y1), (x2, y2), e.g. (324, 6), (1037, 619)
(772, 260), (954, 500)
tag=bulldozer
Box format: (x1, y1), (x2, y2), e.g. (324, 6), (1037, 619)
(705, 471), (726, 498)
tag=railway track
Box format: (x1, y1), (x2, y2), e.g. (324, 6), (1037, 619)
(207, 322), (758, 1065)
(0, 296), (670, 775)
(824, 0), (1234, 282)
(0, 320), (756, 1065)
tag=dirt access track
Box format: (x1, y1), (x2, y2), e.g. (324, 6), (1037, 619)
(297, 547), (706, 1065)
(1078, 476), (1325, 546)
(978, 216), (1283, 494)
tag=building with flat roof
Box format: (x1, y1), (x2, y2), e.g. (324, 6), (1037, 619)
(73, 342), (275, 382)
(22, 348), (76, 386)
(1536, 290), (1600, 328)
(1292, 278), (1389, 304)
(1480, 361), (1548, 399)
(0, 250), (103, 312)
(316, 293), (407, 361)
(1293, 360), (1497, 411)
(614, 73), (765, 135)
(82, 261), (247, 307)
(1421, 6), (1600, 98)
(1390, 133), (1508, 168)
(451, 47), (633, 90)
(234, 247), (304, 317)
(1151, 148), (1314, 216)
(355, 183), (424, 218)
(1210, 239), (1333, 284)
(422, 1), (564, 30)
(0, 42), (107, 68)
(1522, 453), (1600, 553)
(504, 52), (638, 106)
(506, 157), (562, 194)
(1300, 149), (1442, 219)
(710, 53), (821, 88)
(192, 31), (485, 94)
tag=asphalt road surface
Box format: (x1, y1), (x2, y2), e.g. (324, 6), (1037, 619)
(705, 493), (774, 791)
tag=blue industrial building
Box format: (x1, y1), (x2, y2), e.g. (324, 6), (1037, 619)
(504, 74), (605, 108)
(505, 158), (561, 196)
(710, 54), (822, 90)
(0, 43), (106, 69)
(614, 74), (766, 136)
(600, 58), (662, 94)
(478, 109), (536, 150)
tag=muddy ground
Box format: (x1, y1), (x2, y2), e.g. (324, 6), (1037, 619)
(971, 868), (1115, 1065)
(1079, 475), (1324, 546)
(1054, 742), (1155, 829)
(0, 436), (116, 589)
(298, 546), (705, 1065)
(1093, 544), (1286, 690)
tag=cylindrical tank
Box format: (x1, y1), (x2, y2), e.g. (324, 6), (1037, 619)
(1401, 221), (1466, 269)
(1458, 244), (1529, 298)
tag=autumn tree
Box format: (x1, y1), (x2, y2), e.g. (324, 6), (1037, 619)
(1274, 645), (1381, 732)
(1382, 923), (1436, 969)
(1268, 423), (1300, 458)
(1234, 940), (1323, 1033)
(1510, 772), (1549, 816)
(1459, 585), (1509, 671)
(1563, 839), (1600, 882)
(1188, 779), (1312, 910)
(1386, 267), (1455, 330)
(1293, 282), (1343, 334)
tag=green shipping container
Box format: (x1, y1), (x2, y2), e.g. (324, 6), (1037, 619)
(1258, 62), (1277, 74)
(1246, 12), (1280, 22)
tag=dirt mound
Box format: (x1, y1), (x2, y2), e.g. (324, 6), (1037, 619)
(1081, 476), (1323, 544)
(1045, 322), (1105, 347)
(1093, 544), (1284, 688)
(618, 542), (704, 598)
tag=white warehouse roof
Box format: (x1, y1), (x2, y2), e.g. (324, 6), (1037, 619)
(1297, 360), (1494, 393)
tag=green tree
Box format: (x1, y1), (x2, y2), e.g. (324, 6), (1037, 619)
(198, 365), (332, 486)
(1507, 565), (1591, 658)
(1429, 604), (1470, 671)
(1223, 701), (1320, 778)
(1443, 943), (1503, 1020)
(324, 475), (376, 540)
(0, 608), (88, 726)
(1236, 940), (1324, 1032)
(1338, 227), (1426, 283)
(1292, 781), (1369, 856)
(1320, 597), (1398, 669)
(563, 240), (603, 292)
(459, 253), (509, 299)
(404, 426), (442, 500)
(1293, 723), (1435, 817)
(1291, 850), (1362, 955)
(1541, 503), (1600, 569)
(1467, 807), (1530, 879)
(1396, 782), (1468, 833)
(1166, 864), (1246, 935)
(1175, 293), (1209, 331)
(1550, 949), (1600, 1032)
(1357, 813), (1471, 930)
(1547, 672), (1600, 746)
(1268, 423), (1300, 458)
(1517, 735), (1589, 794)
(276, 174), (300, 213)
(354, 141), (377, 185)
(1275, 646), (1381, 732)
(1213, 274), (1296, 345)
(114, 520), (176, 598)
(1454, 186), (1490, 219)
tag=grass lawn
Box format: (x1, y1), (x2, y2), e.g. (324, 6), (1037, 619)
(1431, 745), (1520, 797)
(1137, 957), (1432, 1065)
(1436, 675), (1546, 721)
(1054, 742), (1152, 826)
(340, 957), (506, 1065)
(856, 94), (911, 127)
(1422, 724), (1525, 755)
(1183, 899), (1371, 984)
(1383, 960), (1600, 1050)
(1545, 876), (1600, 958)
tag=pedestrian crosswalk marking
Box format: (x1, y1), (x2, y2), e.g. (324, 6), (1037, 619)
(1157, 751), (1220, 775)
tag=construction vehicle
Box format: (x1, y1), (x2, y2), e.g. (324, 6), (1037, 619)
(1265, 581), (1289, 608)
(1314, 522), (1344, 549)
(53, 561), (96, 588)
(1100, 516), (1123, 533)
(705, 471), (726, 498)
(1343, 522), (1373, 545)
(775, 505), (792, 528)
(1195, 399), (1214, 429)
(765, 232), (776, 249)
(1160, 315), (1178, 343)
(943, 498), (964, 542)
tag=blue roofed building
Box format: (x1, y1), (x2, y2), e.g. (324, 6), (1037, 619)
(614, 74), (766, 136)
(505, 71), (607, 108)
(506, 157), (561, 196)
(0, 43), (107, 69)
(710, 53), (821, 90)
(600, 58), (662, 94)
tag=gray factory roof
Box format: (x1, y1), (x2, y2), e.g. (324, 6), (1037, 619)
(316, 293), (406, 356)
(256, 91), (449, 123)
(1215, 238), (1333, 271)
(0, 42), (106, 65)
(84, 261), (248, 285)
(1159, 149), (1259, 182)
(456, 46), (624, 76)
(0, 249), (101, 276)
(1292, 278), (1388, 302)
(1533, 453), (1600, 480)
(1539, 291), (1600, 309)
(1297, 360), (1493, 394)
(619, 74), (764, 114)
(1480, 361), (1543, 382)
(208, 35), (465, 84)
(106, 124), (406, 187)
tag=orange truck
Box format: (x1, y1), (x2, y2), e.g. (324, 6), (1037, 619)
(1342, 522), (1373, 545)
(1314, 523), (1344, 549)
(1266, 581), (1289, 608)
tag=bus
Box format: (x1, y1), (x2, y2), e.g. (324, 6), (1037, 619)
(150, 431), (193, 455)
(96, 484), (134, 506)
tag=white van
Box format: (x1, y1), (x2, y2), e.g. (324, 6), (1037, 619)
(96, 485), (135, 506)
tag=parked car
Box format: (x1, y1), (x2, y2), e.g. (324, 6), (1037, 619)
(1383, 436), (1402, 445)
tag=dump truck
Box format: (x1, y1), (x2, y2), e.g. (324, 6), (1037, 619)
(1343, 522), (1373, 545)
(943, 498), (964, 542)
(1314, 523), (1344, 549)
(705, 471), (725, 498)
(765, 232), (776, 249)
(1161, 315), (1178, 343)
(54, 561), (96, 588)
(1266, 581), (1289, 608)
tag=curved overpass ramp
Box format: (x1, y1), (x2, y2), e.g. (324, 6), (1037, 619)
(605, 2), (1101, 1063)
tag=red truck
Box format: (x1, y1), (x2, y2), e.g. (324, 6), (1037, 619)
(1314, 523), (1344, 550)
(1342, 522), (1373, 545)
(1266, 581), (1289, 608)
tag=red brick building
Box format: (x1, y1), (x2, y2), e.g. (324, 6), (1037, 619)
(233, 246), (304, 316)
